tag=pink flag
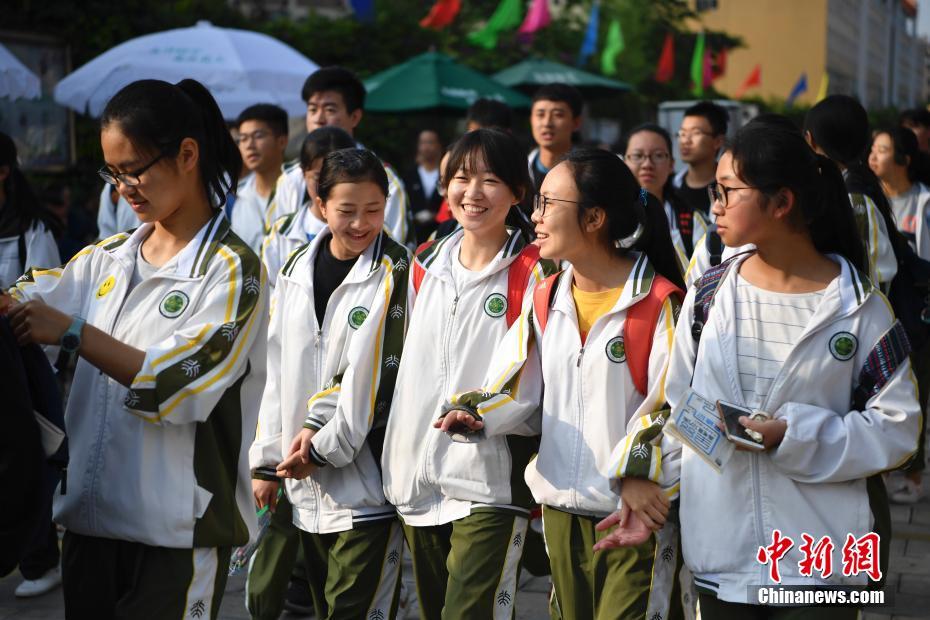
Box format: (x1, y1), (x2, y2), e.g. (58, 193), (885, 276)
(519, 0), (551, 34)
(702, 49), (714, 88)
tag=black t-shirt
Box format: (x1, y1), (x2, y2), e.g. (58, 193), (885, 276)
(677, 179), (712, 220)
(313, 235), (358, 326)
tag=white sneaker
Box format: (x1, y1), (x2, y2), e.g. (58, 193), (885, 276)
(14, 567), (62, 598)
(890, 478), (924, 504)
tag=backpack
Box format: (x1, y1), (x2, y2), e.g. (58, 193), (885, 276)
(532, 272), (684, 396)
(690, 254), (910, 591)
(412, 239), (543, 328)
(0, 317), (67, 577)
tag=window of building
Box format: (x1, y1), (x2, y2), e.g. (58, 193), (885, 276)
(696, 0), (718, 11)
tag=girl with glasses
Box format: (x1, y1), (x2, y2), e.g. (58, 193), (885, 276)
(611, 120), (920, 618)
(440, 148), (686, 619)
(622, 124), (708, 276)
(1, 78), (268, 620)
(380, 128), (555, 619)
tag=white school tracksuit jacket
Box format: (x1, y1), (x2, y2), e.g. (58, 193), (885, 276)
(381, 229), (553, 526)
(249, 229), (409, 534)
(0, 222), (60, 288)
(684, 192), (899, 289)
(260, 203), (326, 289)
(445, 255), (681, 516)
(609, 252), (921, 603)
(266, 160), (410, 246)
(9, 212), (269, 549)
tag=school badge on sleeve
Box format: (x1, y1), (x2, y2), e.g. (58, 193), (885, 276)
(828, 331), (858, 361)
(159, 290), (190, 319)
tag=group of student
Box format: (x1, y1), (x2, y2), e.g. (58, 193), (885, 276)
(0, 63), (927, 620)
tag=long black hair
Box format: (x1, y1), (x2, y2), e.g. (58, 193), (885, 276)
(564, 147), (685, 289)
(728, 119), (866, 272)
(0, 132), (58, 235)
(442, 128), (534, 240)
(100, 79), (241, 208)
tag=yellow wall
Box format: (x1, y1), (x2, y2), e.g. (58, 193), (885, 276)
(689, 0), (829, 103)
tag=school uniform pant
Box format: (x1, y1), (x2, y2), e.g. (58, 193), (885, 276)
(298, 518), (403, 620)
(61, 531), (230, 620)
(244, 494), (309, 620)
(402, 509), (528, 620)
(542, 506), (683, 620)
(698, 593), (859, 620)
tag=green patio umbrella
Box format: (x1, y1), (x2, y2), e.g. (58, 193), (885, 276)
(492, 58), (632, 96)
(363, 51), (531, 113)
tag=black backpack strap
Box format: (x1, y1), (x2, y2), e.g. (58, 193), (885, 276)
(706, 229), (723, 267)
(17, 230), (26, 273)
(851, 320), (912, 411)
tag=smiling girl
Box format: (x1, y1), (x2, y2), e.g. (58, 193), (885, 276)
(380, 129), (555, 619)
(251, 148), (409, 619)
(1, 78), (267, 619)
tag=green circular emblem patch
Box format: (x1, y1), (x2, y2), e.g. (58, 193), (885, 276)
(829, 331), (858, 361)
(348, 306), (369, 329)
(159, 290), (189, 319)
(606, 336), (626, 363)
(484, 293), (507, 318)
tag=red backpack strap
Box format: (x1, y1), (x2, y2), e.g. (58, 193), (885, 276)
(505, 244), (541, 327)
(624, 275), (684, 396)
(412, 240), (435, 294)
(532, 273), (561, 333)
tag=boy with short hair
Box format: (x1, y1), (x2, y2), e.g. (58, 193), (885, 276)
(466, 98), (513, 132)
(673, 100), (728, 217)
(528, 83), (584, 193)
(233, 103), (288, 254)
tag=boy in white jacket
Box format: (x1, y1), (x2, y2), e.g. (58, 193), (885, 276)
(253, 149), (408, 619)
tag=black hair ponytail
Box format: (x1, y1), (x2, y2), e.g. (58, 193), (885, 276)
(728, 121), (866, 273)
(564, 147), (685, 289)
(101, 79), (241, 208)
(0, 132), (59, 236)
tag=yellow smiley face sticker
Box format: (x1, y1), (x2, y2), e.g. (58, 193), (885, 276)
(97, 275), (116, 298)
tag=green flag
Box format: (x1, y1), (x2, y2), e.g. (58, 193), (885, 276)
(690, 31), (705, 96)
(600, 19), (624, 76)
(468, 0), (524, 50)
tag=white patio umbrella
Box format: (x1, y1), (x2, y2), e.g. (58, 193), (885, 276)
(54, 21), (318, 120)
(0, 42), (41, 100)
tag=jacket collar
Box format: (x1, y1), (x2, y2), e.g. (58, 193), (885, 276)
(416, 227), (529, 286)
(107, 210), (230, 279)
(281, 227), (390, 289)
(551, 252), (655, 319)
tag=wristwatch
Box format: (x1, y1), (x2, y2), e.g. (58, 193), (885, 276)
(60, 315), (86, 354)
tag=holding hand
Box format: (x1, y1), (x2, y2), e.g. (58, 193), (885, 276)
(0, 292), (18, 316)
(252, 479), (280, 513)
(618, 477), (669, 531)
(6, 299), (71, 346)
(593, 507), (652, 551)
(276, 428), (318, 479)
(433, 409), (484, 434)
(738, 416), (787, 450)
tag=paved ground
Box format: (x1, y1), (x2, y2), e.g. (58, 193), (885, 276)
(3, 478), (927, 619)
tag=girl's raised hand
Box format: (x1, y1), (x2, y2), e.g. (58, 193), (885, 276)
(6, 299), (71, 346)
(433, 409), (484, 434)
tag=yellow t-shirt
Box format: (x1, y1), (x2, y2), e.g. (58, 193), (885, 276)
(572, 284), (623, 343)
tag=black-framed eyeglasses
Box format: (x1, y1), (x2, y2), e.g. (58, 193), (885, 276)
(533, 193), (584, 217)
(98, 152), (167, 187)
(708, 183), (756, 208)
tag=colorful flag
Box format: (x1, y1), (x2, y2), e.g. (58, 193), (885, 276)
(577, 1), (601, 66)
(654, 33), (675, 83)
(690, 32), (706, 96)
(600, 19), (624, 76)
(420, 0), (461, 30)
(786, 72), (808, 105)
(702, 49), (714, 89)
(710, 48), (727, 80)
(348, 0), (375, 22)
(734, 63), (761, 98)
(519, 0), (551, 34)
(468, 0), (524, 49)
(815, 72), (830, 103)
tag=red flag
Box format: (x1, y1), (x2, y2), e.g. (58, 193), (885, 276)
(711, 48), (727, 80)
(735, 64), (761, 98)
(420, 0), (461, 30)
(654, 33), (674, 83)
(702, 49), (713, 88)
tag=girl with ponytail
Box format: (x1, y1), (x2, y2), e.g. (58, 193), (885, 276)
(380, 128), (557, 619)
(608, 120), (920, 616)
(439, 148), (685, 619)
(1, 79), (267, 619)
(0, 132), (60, 287)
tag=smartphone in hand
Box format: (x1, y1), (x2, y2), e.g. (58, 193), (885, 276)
(716, 400), (766, 451)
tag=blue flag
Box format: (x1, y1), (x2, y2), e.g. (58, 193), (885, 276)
(349, 0), (375, 22)
(786, 73), (808, 106)
(577, 1), (600, 66)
